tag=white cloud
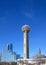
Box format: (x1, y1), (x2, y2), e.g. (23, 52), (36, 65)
(25, 12), (32, 18)
(24, 11), (40, 24)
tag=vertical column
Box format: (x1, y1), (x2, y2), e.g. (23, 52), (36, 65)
(24, 31), (29, 59)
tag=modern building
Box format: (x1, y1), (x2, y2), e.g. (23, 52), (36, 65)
(1, 43), (20, 62)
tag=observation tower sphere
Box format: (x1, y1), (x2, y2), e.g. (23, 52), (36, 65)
(22, 25), (30, 32)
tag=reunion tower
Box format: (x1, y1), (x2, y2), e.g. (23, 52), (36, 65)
(22, 25), (30, 59)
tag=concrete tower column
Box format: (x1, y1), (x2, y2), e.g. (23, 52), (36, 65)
(22, 25), (30, 59)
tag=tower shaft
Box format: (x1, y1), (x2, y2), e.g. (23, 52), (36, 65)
(24, 31), (29, 59)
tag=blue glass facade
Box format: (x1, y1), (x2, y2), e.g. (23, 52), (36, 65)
(1, 44), (20, 62)
(16, 54), (20, 59)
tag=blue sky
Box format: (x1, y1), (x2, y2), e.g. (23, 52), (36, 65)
(0, 0), (46, 57)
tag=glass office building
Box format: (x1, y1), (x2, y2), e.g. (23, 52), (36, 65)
(1, 43), (20, 62)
